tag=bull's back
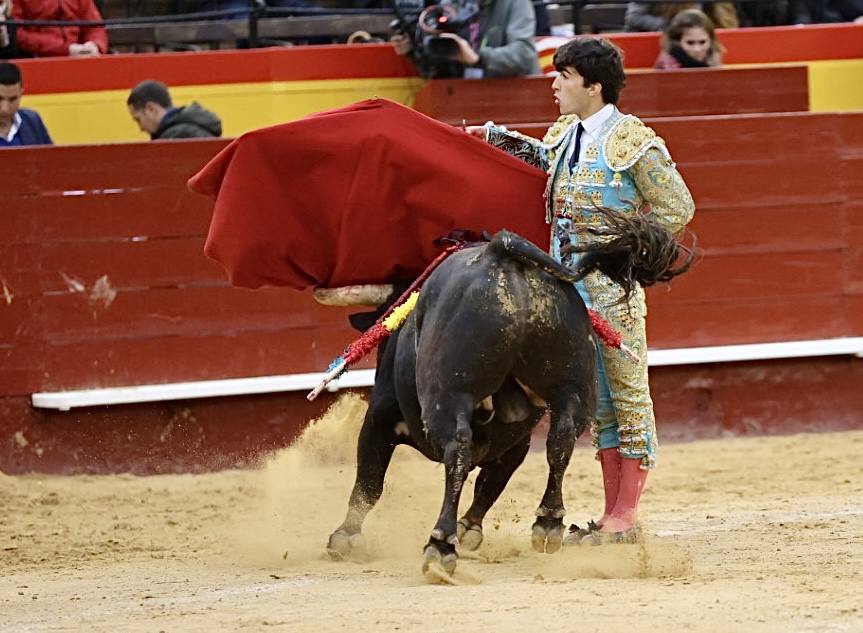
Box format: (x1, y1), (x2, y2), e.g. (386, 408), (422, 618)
(415, 246), (591, 378)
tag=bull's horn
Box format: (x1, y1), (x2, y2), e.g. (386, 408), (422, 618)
(312, 284), (393, 306)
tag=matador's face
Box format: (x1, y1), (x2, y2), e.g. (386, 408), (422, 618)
(551, 66), (601, 119)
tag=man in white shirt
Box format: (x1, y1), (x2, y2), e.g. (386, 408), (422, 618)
(0, 62), (53, 147)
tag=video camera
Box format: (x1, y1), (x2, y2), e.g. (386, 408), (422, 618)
(391, 0), (480, 77)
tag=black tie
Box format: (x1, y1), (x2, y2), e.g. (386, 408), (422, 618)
(568, 123), (584, 171)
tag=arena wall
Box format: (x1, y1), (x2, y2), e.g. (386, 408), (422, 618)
(2, 110), (862, 474)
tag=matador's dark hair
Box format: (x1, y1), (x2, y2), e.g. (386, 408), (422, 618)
(553, 37), (626, 105)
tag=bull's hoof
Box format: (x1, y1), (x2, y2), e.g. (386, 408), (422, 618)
(326, 530), (368, 561)
(422, 544), (458, 582)
(531, 519), (565, 553)
(456, 519), (484, 551)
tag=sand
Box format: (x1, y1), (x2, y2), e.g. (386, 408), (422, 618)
(2, 393), (862, 633)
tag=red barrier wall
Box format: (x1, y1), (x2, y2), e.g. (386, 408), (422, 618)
(414, 66), (810, 126)
(4, 112), (860, 397)
(2, 110), (862, 474)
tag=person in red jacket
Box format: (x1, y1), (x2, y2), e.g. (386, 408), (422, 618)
(12, 0), (108, 57)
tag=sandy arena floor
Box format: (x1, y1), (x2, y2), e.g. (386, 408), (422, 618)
(2, 394), (862, 633)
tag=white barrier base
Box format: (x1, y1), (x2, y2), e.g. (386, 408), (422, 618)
(31, 337), (863, 411)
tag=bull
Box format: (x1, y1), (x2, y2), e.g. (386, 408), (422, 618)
(323, 214), (692, 578)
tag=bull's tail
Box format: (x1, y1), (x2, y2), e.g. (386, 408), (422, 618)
(490, 209), (695, 304)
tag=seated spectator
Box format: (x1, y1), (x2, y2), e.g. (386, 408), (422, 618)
(624, 2), (738, 32)
(0, 62), (52, 147)
(654, 9), (723, 69)
(12, 0), (107, 57)
(390, 0), (541, 79)
(127, 80), (222, 140)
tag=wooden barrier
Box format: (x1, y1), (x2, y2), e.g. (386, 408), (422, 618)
(0, 139), (383, 396)
(1, 110), (862, 473)
(413, 65), (811, 126)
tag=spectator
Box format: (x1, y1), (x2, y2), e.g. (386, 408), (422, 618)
(624, 2), (738, 32)
(0, 62), (52, 147)
(127, 80), (222, 140)
(391, 0), (541, 78)
(12, 0), (107, 57)
(654, 9), (723, 69)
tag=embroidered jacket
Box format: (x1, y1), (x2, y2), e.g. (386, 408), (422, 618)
(485, 108), (695, 237)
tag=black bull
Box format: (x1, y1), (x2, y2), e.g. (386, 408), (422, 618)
(327, 217), (692, 577)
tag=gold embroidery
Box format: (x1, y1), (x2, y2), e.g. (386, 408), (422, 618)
(629, 147), (696, 235)
(571, 213), (605, 226)
(584, 144), (599, 163)
(591, 169), (606, 186)
(542, 115), (579, 146)
(583, 276), (657, 468)
(604, 116), (670, 171)
(590, 190), (603, 206)
(576, 165), (591, 182)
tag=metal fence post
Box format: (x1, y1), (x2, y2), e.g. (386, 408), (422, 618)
(248, 0), (265, 48)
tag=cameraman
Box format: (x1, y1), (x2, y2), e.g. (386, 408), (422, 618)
(391, 0), (541, 78)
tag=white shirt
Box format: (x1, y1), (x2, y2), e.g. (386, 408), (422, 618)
(1, 111), (21, 143)
(566, 103), (615, 167)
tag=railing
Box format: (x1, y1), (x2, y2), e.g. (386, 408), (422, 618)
(5, 0), (781, 52)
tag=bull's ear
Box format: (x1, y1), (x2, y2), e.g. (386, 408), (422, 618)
(349, 310), (379, 333)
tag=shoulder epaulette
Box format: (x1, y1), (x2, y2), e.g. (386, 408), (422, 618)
(542, 114), (579, 147)
(603, 115), (671, 171)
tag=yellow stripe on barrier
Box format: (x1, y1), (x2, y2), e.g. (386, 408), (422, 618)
(25, 77), (426, 145)
(806, 59), (863, 112)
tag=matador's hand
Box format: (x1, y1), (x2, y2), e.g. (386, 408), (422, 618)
(464, 125), (488, 140)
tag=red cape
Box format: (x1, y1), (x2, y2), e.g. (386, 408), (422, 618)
(189, 98), (548, 290)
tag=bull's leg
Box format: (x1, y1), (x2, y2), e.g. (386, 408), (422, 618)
(423, 409), (473, 577)
(532, 395), (582, 553)
(327, 404), (398, 561)
(457, 434), (531, 551)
